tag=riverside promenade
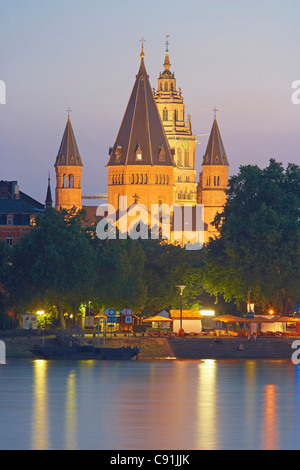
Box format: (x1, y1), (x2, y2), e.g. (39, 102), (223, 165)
(1, 331), (299, 361)
(168, 336), (298, 360)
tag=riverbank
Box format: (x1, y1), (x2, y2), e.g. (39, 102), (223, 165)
(1, 333), (298, 360)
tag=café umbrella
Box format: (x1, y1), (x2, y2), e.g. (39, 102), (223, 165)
(275, 316), (300, 322)
(143, 316), (174, 323)
(213, 315), (246, 323)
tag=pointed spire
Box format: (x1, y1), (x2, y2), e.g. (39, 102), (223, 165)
(107, 50), (175, 167)
(45, 172), (53, 207)
(202, 111), (229, 166)
(163, 35), (171, 71)
(55, 114), (83, 167)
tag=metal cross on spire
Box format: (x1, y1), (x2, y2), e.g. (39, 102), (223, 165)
(66, 107), (72, 117)
(212, 107), (219, 118)
(165, 34), (170, 51)
(139, 37), (146, 57)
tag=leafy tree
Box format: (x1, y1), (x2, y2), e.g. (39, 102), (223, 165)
(3, 208), (96, 327)
(203, 159), (300, 314)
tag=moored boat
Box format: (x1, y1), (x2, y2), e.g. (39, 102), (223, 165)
(32, 343), (140, 360)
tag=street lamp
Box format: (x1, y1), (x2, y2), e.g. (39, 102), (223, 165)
(176, 285), (186, 331)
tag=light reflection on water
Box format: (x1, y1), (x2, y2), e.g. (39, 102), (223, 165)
(1, 359), (300, 450)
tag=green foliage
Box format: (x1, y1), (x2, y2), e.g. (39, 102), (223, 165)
(0, 207), (207, 325)
(203, 159), (300, 314)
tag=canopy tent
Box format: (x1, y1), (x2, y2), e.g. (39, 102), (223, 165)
(246, 316), (275, 323)
(157, 310), (171, 318)
(213, 315), (246, 323)
(143, 316), (174, 323)
(275, 316), (300, 322)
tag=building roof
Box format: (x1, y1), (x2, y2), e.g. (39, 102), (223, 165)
(0, 181), (44, 214)
(0, 198), (44, 215)
(202, 116), (229, 166)
(55, 116), (83, 167)
(107, 50), (175, 168)
(170, 310), (202, 319)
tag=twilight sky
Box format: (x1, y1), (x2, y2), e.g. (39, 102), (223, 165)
(0, 0), (299, 204)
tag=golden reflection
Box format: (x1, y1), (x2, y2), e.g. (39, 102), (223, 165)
(32, 360), (49, 449)
(262, 384), (278, 450)
(65, 370), (77, 449)
(244, 360), (257, 434)
(196, 360), (217, 449)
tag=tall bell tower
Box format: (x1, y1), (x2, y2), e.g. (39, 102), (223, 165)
(54, 112), (83, 210)
(107, 43), (176, 215)
(197, 110), (229, 241)
(154, 37), (197, 206)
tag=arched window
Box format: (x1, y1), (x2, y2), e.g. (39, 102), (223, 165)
(140, 174), (143, 184)
(164, 82), (168, 91)
(112, 175), (115, 185)
(131, 174), (134, 184)
(63, 174), (67, 188)
(217, 176), (220, 186)
(144, 174), (147, 184)
(136, 144), (143, 161)
(163, 108), (168, 121)
(69, 174), (74, 188)
(156, 175), (158, 184)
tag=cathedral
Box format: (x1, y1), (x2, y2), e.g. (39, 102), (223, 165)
(53, 40), (230, 245)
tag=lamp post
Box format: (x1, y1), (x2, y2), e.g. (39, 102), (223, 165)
(176, 285), (186, 331)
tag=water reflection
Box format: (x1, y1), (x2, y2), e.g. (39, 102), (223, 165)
(262, 384), (278, 450)
(196, 360), (217, 449)
(32, 360), (49, 449)
(11, 358), (300, 450)
(65, 370), (77, 450)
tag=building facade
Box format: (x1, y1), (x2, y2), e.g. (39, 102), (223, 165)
(106, 46), (176, 222)
(197, 113), (229, 240)
(0, 180), (45, 246)
(54, 115), (83, 211)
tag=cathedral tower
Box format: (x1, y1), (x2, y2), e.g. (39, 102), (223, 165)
(107, 45), (176, 215)
(197, 111), (229, 240)
(54, 114), (83, 210)
(154, 38), (197, 206)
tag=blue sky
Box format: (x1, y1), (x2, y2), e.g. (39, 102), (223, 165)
(0, 0), (299, 203)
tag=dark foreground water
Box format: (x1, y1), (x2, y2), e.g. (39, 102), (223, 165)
(0, 358), (300, 450)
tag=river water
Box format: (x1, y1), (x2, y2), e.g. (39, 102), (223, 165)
(0, 358), (300, 450)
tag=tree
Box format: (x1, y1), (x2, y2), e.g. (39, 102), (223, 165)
(3, 208), (96, 327)
(203, 159), (300, 314)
